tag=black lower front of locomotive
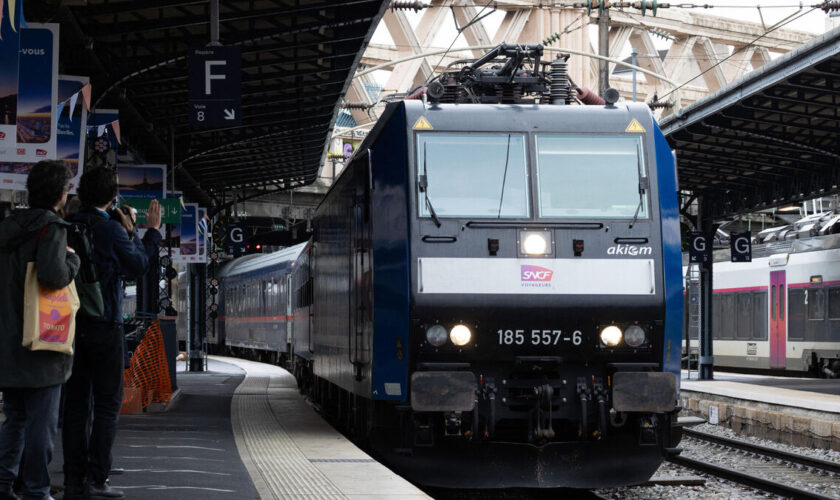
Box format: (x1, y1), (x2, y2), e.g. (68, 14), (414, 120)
(371, 430), (668, 489)
(369, 362), (680, 488)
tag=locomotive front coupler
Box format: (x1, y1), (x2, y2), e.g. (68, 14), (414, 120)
(530, 383), (555, 442)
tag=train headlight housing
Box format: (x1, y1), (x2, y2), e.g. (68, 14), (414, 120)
(624, 325), (646, 347)
(450, 324), (472, 346)
(600, 325), (623, 346)
(426, 324), (448, 347)
(521, 231), (550, 256)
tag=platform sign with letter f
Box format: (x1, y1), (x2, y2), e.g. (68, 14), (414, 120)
(188, 46), (241, 126)
(689, 232), (710, 264)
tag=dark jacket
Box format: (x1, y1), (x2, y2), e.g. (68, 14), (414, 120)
(67, 206), (162, 325)
(0, 209), (81, 389)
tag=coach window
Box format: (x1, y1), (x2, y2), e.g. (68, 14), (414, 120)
(788, 289), (805, 340)
(828, 288), (840, 320)
(536, 135), (646, 219)
(736, 293), (751, 339)
(417, 133), (529, 218)
(752, 291), (768, 340)
(807, 288), (825, 321)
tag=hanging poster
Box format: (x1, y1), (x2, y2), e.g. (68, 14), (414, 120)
(117, 164), (165, 199)
(0, 0), (21, 153)
(56, 76), (88, 193)
(197, 207), (208, 264)
(86, 108), (119, 170)
(0, 75), (87, 191)
(13, 23), (59, 162)
(178, 203), (198, 263)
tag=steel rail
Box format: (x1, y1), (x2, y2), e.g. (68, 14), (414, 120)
(683, 428), (840, 475)
(668, 455), (837, 500)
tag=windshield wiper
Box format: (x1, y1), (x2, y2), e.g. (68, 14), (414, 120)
(419, 143), (441, 228)
(629, 177), (649, 229)
(496, 134), (512, 218)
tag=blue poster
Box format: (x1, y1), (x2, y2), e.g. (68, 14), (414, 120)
(0, 0), (20, 142)
(180, 204), (198, 259)
(16, 28), (53, 145)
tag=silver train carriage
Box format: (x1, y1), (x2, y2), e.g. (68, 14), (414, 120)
(684, 217), (840, 378)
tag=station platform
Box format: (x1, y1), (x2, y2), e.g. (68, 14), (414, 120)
(3, 357), (429, 499)
(679, 370), (840, 450)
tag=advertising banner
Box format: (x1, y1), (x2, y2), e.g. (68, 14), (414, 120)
(0, 75), (87, 191)
(175, 203), (198, 263)
(0, 0), (21, 153)
(118, 164), (165, 200)
(160, 191), (182, 261)
(56, 76), (88, 193)
(197, 207), (208, 264)
(0, 23), (60, 185)
(13, 23), (58, 162)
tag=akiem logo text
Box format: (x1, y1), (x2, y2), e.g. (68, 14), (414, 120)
(521, 265), (553, 287)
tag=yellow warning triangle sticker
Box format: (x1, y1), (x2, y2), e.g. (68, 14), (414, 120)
(625, 118), (646, 133)
(412, 116), (434, 130)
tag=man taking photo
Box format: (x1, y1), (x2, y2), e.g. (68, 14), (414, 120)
(62, 167), (162, 499)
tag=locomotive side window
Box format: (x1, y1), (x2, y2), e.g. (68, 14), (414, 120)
(416, 133), (529, 218)
(535, 135), (647, 219)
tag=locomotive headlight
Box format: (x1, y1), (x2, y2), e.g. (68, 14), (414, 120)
(521, 232), (549, 255)
(600, 325), (622, 346)
(426, 324), (448, 347)
(450, 324), (472, 346)
(624, 325), (646, 347)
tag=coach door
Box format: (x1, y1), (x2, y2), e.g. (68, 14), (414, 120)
(770, 270), (786, 369)
(350, 151), (373, 380)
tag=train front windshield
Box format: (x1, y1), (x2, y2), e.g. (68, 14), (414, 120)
(416, 133), (648, 220)
(417, 133), (529, 218)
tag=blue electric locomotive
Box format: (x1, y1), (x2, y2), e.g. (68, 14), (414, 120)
(290, 45), (684, 488)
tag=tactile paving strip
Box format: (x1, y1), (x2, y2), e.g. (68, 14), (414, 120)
(230, 366), (346, 499)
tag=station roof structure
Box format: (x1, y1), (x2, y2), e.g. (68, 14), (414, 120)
(28, 0), (388, 207)
(661, 25), (840, 220)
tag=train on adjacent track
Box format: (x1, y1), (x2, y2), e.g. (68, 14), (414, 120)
(684, 213), (840, 378)
(200, 44), (685, 488)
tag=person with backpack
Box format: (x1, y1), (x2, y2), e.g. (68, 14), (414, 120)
(62, 168), (161, 500)
(0, 161), (81, 500)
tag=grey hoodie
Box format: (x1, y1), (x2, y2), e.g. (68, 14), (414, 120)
(0, 208), (80, 389)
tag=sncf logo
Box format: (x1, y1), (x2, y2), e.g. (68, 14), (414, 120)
(0, 132), (5, 139)
(521, 265), (553, 282)
(36, 149), (47, 156)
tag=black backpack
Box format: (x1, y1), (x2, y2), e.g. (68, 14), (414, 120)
(66, 220), (105, 319)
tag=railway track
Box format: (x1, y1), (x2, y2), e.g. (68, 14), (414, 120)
(668, 428), (840, 500)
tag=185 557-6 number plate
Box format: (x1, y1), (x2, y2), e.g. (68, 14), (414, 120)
(497, 329), (583, 346)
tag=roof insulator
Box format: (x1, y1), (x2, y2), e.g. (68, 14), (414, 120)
(823, 0), (840, 12)
(390, 1), (429, 12)
(342, 102), (371, 110)
(647, 100), (672, 110)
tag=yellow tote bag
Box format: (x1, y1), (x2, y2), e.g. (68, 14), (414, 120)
(21, 262), (80, 355)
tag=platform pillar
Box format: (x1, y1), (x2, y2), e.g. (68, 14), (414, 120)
(699, 199), (715, 380)
(188, 264), (207, 372)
